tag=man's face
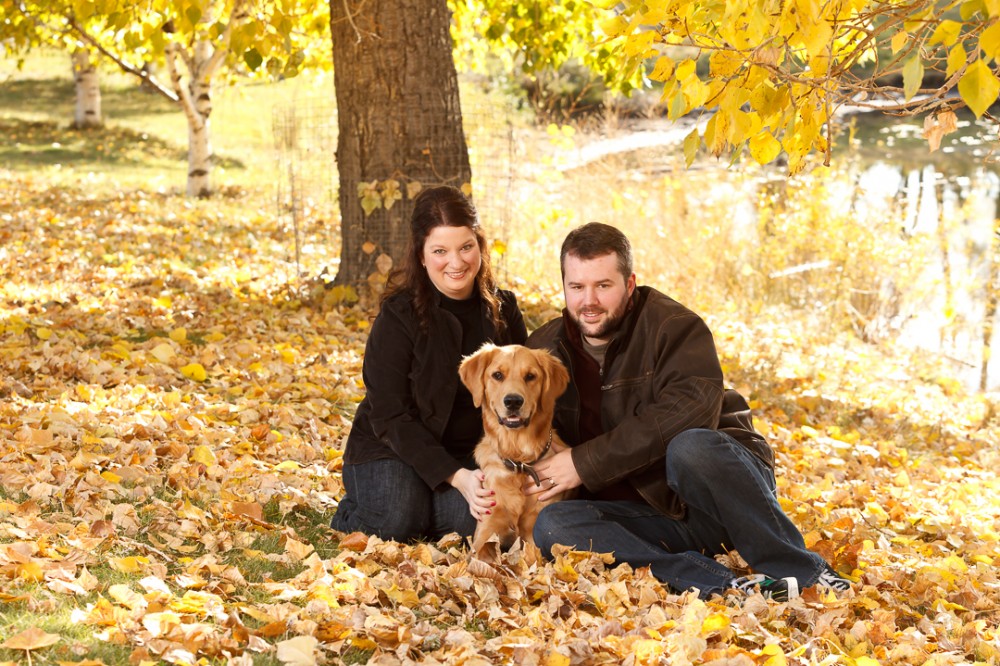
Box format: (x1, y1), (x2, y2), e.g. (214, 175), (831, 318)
(563, 251), (636, 345)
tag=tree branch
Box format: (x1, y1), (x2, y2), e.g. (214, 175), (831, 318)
(65, 16), (179, 104)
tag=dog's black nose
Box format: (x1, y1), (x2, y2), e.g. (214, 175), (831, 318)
(503, 394), (524, 411)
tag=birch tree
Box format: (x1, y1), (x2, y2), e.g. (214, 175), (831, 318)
(5, 0), (330, 197)
(0, 3), (104, 128)
(71, 47), (102, 128)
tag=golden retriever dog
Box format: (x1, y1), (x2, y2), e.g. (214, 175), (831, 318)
(459, 344), (570, 562)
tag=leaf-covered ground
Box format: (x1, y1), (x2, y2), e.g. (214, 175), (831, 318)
(2, 170), (1000, 665)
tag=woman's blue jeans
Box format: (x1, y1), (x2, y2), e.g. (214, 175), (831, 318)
(331, 458), (476, 542)
(533, 429), (828, 597)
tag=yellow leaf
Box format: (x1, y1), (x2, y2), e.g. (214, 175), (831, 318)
(285, 538), (315, 561)
(947, 44), (967, 78)
(357, 181), (381, 216)
(890, 30), (907, 54)
(169, 328), (187, 343)
(110, 556), (149, 574)
(154, 296), (172, 308)
(142, 611), (181, 638)
(979, 20), (1000, 62)
(929, 19), (962, 46)
(762, 644), (787, 666)
(274, 460), (301, 471)
(683, 127), (700, 167)
(276, 635), (319, 666)
(36, 327), (53, 340)
(100, 470), (122, 484)
(649, 55), (675, 81)
(151, 343), (175, 363)
(959, 59), (1000, 117)
(17, 561), (43, 582)
(633, 639), (665, 661)
(1, 627), (61, 651)
(599, 14), (628, 37)
(181, 362), (207, 381)
(854, 657), (881, 666)
(491, 239), (507, 256)
(543, 651), (571, 666)
(191, 445), (217, 466)
(348, 636), (377, 651)
(749, 130), (782, 164)
(902, 56), (924, 100)
(701, 612), (731, 634)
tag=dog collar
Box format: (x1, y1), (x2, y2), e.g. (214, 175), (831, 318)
(501, 429), (553, 487)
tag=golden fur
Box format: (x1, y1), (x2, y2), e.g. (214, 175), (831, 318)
(459, 344), (570, 561)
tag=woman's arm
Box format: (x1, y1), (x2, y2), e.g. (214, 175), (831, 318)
(362, 304), (466, 489)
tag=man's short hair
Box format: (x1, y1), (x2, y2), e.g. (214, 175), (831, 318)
(560, 222), (634, 280)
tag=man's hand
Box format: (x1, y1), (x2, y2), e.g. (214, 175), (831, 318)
(525, 449), (581, 501)
(448, 468), (495, 521)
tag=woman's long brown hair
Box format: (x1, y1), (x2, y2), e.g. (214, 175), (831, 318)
(382, 185), (503, 333)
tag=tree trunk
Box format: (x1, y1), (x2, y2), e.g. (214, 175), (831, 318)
(71, 48), (102, 128)
(163, 1), (231, 199)
(329, 0), (472, 287)
(186, 38), (215, 199)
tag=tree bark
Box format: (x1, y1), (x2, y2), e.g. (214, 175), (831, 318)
(162, 0), (238, 198)
(71, 48), (102, 128)
(329, 0), (471, 287)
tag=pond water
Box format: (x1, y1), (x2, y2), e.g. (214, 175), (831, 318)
(837, 110), (998, 392)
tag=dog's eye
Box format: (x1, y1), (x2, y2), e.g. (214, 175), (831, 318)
(524, 372), (537, 382)
(491, 371), (504, 381)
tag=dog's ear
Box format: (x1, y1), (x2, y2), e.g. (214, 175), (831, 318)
(539, 350), (569, 408)
(459, 343), (499, 408)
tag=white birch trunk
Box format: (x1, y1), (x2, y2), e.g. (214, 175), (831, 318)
(71, 49), (102, 128)
(164, 0), (244, 198)
(188, 42), (214, 198)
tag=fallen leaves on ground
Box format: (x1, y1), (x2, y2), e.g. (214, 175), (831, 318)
(1, 171), (1000, 664)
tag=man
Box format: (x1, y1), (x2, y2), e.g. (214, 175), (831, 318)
(525, 222), (850, 600)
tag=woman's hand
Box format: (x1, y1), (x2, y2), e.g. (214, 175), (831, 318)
(448, 468), (495, 521)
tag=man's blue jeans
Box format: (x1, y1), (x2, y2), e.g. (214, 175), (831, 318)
(331, 458), (476, 542)
(533, 429), (828, 597)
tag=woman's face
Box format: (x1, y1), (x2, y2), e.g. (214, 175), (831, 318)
(421, 225), (481, 300)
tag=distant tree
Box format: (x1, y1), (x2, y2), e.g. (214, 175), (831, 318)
(4, 0), (330, 197)
(71, 47), (102, 128)
(601, 0), (1000, 172)
(0, 4), (103, 128)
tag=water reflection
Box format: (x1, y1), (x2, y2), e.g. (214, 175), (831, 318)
(841, 111), (999, 391)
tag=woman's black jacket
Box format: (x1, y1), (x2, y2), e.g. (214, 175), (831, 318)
(343, 288), (527, 489)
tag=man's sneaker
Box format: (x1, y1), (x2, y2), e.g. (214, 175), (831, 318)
(730, 574), (800, 602)
(816, 566), (851, 592)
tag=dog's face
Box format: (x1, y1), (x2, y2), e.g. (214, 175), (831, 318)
(459, 344), (569, 430)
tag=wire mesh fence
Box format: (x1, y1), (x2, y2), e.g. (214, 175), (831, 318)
(272, 96), (517, 288)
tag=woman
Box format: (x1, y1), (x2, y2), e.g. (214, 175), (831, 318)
(331, 185), (527, 542)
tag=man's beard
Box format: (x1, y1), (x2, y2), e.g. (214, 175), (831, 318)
(570, 296), (630, 340)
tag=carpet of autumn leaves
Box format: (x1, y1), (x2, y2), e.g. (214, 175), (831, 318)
(2, 170), (1000, 666)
